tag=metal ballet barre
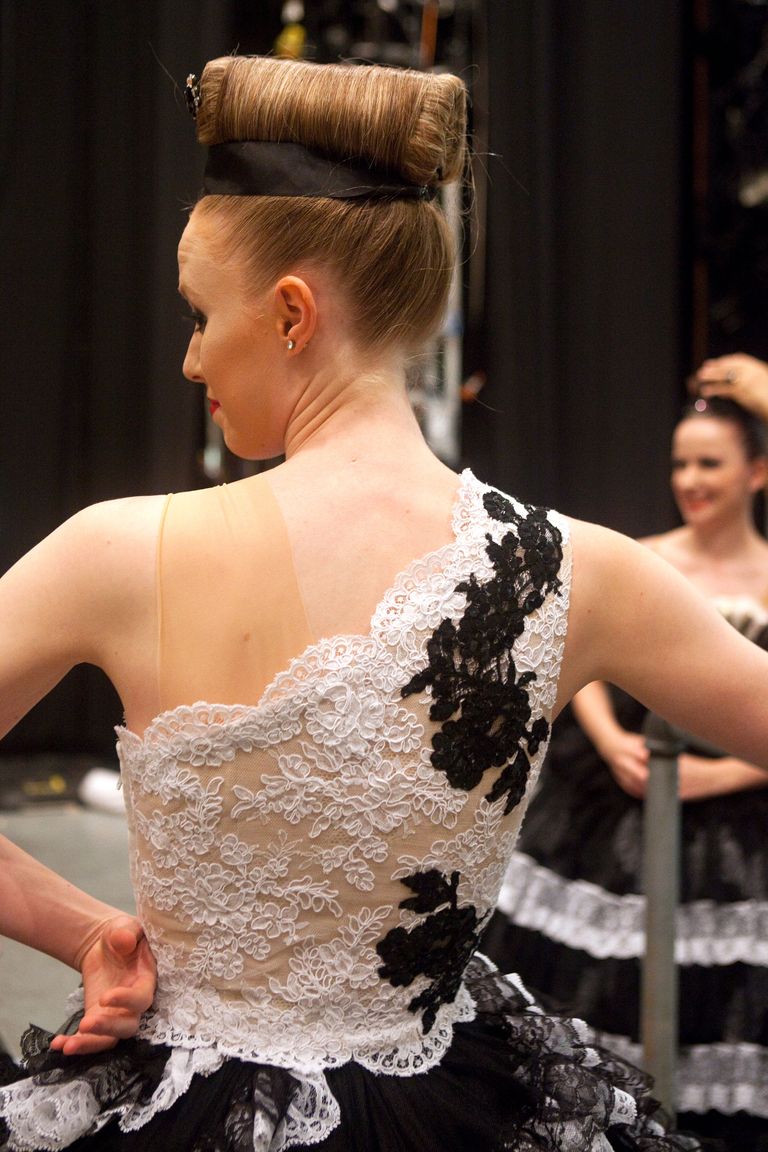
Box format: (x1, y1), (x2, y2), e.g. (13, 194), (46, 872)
(640, 715), (727, 1118)
(640, 713), (684, 1117)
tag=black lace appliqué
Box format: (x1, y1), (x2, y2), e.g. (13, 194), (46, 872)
(401, 491), (563, 815)
(377, 493), (563, 1033)
(376, 869), (485, 1034)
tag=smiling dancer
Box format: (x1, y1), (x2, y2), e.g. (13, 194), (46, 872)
(485, 395), (768, 1148)
(1, 55), (768, 1151)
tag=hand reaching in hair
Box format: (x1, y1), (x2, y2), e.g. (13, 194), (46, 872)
(692, 353), (768, 422)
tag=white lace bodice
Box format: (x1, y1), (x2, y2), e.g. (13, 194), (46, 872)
(116, 472), (572, 1078)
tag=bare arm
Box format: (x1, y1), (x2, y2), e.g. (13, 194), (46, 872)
(0, 835), (155, 1055)
(557, 519), (768, 769)
(572, 682), (768, 799)
(0, 498), (162, 740)
(675, 752), (768, 800)
(0, 497), (163, 1050)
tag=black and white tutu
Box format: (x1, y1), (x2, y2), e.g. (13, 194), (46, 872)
(483, 687), (768, 1147)
(0, 958), (701, 1152)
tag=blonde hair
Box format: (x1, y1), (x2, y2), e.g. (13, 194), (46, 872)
(192, 55), (468, 354)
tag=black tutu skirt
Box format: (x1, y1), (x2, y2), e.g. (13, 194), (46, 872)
(0, 958), (702, 1152)
(482, 695), (768, 1145)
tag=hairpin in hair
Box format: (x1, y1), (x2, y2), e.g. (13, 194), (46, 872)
(185, 74), (201, 120)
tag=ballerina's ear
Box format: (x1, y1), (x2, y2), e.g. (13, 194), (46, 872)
(749, 454), (768, 494)
(274, 276), (317, 354)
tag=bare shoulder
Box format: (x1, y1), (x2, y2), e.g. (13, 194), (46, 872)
(565, 515), (650, 575)
(638, 528), (675, 553)
(562, 515), (657, 645)
(63, 495), (169, 614)
(566, 518), (693, 591)
(0, 496), (171, 734)
(637, 526), (688, 564)
(55, 494), (169, 554)
(2, 494), (170, 645)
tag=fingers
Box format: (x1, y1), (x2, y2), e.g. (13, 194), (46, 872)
(49, 1006), (145, 1057)
(79, 1010), (145, 1040)
(55, 916), (156, 1058)
(100, 977), (154, 1013)
(693, 354), (766, 393)
(50, 1031), (119, 1057)
(99, 938), (156, 1011)
(632, 743), (650, 765)
(619, 772), (648, 799)
(608, 755), (649, 798)
(692, 356), (743, 395)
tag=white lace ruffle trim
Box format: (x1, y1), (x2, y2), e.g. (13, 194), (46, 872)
(139, 985), (476, 1078)
(0, 988), (476, 1151)
(497, 852), (768, 965)
(590, 1032), (768, 1118)
(0, 1031), (650, 1152)
(0, 1045), (342, 1152)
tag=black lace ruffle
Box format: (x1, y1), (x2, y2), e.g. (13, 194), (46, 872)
(0, 961), (705, 1151)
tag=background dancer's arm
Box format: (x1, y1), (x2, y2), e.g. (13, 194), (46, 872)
(559, 520), (768, 770)
(571, 682), (649, 797)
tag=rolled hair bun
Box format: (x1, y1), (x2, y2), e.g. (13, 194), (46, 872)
(682, 395), (768, 460)
(191, 56), (468, 354)
(195, 55), (467, 188)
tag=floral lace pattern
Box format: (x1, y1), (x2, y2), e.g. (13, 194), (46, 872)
(376, 869), (488, 1033)
(498, 852), (768, 965)
(0, 472), (574, 1150)
(376, 492), (564, 1033)
(401, 491), (562, 812)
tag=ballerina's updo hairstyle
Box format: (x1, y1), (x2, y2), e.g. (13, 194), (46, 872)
(682, 396), (768, 461)
(192, 55), (467, 353)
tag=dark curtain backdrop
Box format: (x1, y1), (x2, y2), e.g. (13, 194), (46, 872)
(2, 1), (686, 756)
(462, 0), (685, 532)
(0, 0), (231, 756)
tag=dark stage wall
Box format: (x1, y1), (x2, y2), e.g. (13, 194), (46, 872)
(462, 0), (684, 533)
(1, 1), (232, 755)
(2, 3), (687, 754)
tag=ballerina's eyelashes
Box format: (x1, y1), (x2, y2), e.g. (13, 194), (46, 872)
(182, 308), (207, 334)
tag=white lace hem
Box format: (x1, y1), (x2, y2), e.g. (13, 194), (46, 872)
(589, 1032), (768, 1118)
(0, 990), (477, 1150)
(0, 1047), (340, 1152)
(497, 852), (768, 965)
(135, 981), (477, 1079)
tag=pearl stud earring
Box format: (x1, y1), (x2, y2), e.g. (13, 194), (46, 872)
(287, 339), (296, 351)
